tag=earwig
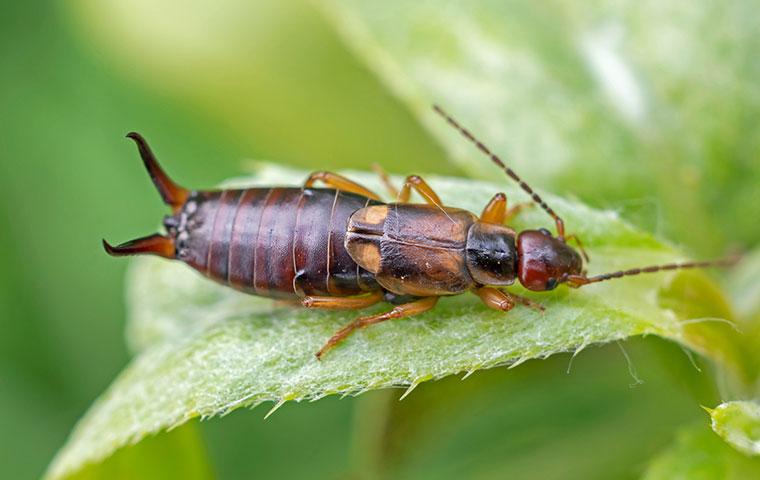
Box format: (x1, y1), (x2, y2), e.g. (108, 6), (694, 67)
(104, 109), (737, 359)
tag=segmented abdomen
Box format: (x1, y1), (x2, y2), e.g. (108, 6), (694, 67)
(175, 187), (380, 299)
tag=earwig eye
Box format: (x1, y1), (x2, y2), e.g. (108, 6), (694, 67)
(545, 277), (558, 290)
(538, 228), (552, 237)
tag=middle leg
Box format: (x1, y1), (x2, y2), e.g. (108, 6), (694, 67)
(371, 168), (446, 208)
(397, 175), (443, 206)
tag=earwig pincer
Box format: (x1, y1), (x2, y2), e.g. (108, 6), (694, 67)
(104, 107), (736, 359)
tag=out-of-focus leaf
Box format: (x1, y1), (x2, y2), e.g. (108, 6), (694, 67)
(317, 0), (760, 255)
(643, 424), (760, 480)
(361, 338), (712, 480)
(724, 248), (760, 394)
(727, 248), (760, 323)
(47, 163), (738, 479)
(65, 423), (213, 480)
(708, 401), (760, 456)
(66, 0), (453, 175)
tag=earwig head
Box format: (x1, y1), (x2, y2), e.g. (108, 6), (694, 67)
(517, 229), (583, 291)
(103, 133), (190, 259)
(465, 222), (519, 286)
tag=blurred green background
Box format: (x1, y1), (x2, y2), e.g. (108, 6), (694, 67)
(1, 1), (758, 479)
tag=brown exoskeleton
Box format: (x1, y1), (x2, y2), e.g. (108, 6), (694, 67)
(104, 106), (735, 358)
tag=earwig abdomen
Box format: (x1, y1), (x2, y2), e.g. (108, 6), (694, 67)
(172, 187), (381, 299)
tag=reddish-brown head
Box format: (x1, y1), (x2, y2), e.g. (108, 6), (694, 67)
(517, 229), (583, 291)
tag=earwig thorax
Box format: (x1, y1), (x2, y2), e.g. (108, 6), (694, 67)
(465, 221), (518, 286)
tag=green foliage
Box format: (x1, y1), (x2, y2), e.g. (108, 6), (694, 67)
(2, 0), (757, 478)
(47, 164), (738, 479)
(65, 424), (213, 480)
(644, 425), (760, 480)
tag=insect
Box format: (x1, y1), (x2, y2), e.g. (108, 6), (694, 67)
(104, 105), (735, 359)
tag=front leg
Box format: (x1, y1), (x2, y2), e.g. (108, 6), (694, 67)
(474, 286), (544, 313)
(371, 163), (400, 198)
(474, 286), (515, 311)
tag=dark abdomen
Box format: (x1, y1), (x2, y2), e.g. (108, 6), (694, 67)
(174, 187), (380, 299)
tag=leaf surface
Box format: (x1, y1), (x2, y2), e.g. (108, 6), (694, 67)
(644, 424), (760, 480)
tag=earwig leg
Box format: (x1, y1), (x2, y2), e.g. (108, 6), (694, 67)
(397, 175), (443, 206)
(563, 234), (590, 262)
(479, 193), (507, 224)
(508, 293), (546, 313)
(371, 163), (399, 198)
(304, 171), (382, 201)
(474, 286), (515, 312)
(504, 202), (534, 224)
(316, 297), (438, 359)
(480, 193), (533, 225)
(475, 287), (544, 313)
(302, 291), (384, 310)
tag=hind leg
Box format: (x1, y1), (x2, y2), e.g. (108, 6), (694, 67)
(301, 291), (384, 309)
(316, 297), (439, 359)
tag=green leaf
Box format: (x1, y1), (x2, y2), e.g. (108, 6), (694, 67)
(727, 248), (760, 324)
(708, 401), (760, 456)
(724, 248), (760, 391)
(47, 163), (736, 479)
(64, 423), (214, 480)
(359, 338), (715, 479)
(643, 424), (760, 480)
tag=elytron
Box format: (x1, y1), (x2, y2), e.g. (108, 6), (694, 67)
(105, 105), (732, 358)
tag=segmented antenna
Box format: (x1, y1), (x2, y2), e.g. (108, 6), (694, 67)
(565, 257), (740, 287)
(432, 105), (566, 239)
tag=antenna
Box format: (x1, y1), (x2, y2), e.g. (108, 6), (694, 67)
(564, 257), (740, 287)
(433, 105), (567, 239)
